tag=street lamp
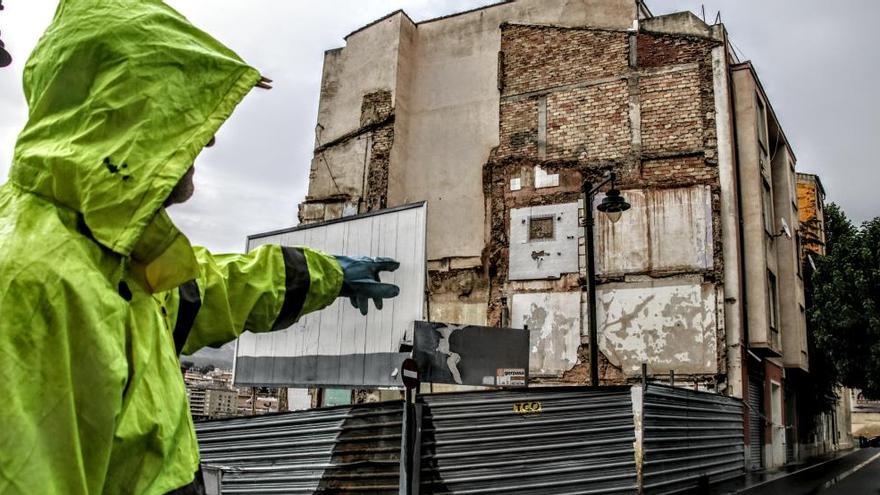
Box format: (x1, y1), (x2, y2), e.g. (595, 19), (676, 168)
(582, 172), (630, 386)
(0, 1), (11, 69)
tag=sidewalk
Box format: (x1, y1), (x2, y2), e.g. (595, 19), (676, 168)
(715, 447), (866, 494)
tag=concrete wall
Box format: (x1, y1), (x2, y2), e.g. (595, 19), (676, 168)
(315, 14), (407, 145)
(732, 62), (809, 368)
(732, 66), (777, 354)
(773, 147), (808, 370)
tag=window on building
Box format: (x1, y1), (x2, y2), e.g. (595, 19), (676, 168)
(762, 179), (774, 235)
(800, 304), (808, 356)
(796, 235), (803, 278)
(757, 96), (769, 152)
(768, 270), (779, 334)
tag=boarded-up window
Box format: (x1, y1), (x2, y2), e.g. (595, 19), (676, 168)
(529, 216), (555, 241)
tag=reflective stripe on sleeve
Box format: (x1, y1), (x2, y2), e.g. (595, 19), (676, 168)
(174, 280), (202, 355)
(272, 247), (311, 330)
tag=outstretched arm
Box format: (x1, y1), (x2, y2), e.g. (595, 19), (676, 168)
(172, 245), (342, 355)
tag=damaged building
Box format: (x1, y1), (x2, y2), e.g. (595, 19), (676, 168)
(293, 0), (833, 471)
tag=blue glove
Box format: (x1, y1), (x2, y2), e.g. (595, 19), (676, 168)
(334, 255), (400, 315)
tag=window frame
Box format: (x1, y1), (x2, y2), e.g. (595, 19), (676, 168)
(768, 270), (779, 333)
(762, 178), (775, 236)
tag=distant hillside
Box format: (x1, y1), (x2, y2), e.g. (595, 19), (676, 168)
(182, 341), (236, 370)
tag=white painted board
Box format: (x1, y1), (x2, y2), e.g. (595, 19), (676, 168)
(235, 203), (426, 388)
(509, 202), (580, 280)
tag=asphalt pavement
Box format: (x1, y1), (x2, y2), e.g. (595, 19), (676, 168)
(730, 448), (880, 495)
(816, 449), (880, 494)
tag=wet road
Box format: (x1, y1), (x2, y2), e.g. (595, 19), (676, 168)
(738, 448), (880, 495)
(818, 449), (880, 494)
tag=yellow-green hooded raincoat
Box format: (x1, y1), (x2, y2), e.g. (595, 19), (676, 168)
(0, 1), (343, 493)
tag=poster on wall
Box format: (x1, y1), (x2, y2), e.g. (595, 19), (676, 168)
(413, 321), (529, 387)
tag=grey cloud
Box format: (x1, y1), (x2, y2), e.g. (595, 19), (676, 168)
(1, 0), (877, 258)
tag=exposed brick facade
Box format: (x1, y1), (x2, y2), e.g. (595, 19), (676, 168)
(639, 68), (703, 154)
(641, 154), (717, 184)
(500, 25), (628, 96)
(546, 81), (630, 161)
(497, 98), (538, 157)
(487, 23), (725, 385)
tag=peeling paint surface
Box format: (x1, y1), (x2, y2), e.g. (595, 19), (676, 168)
(596, 278), (717, 375)
(511, 292), (581, 375)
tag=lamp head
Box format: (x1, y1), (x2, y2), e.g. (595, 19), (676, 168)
(597, 188), (630, 223)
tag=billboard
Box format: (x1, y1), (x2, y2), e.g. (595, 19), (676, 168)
(234, 202), (426, 388)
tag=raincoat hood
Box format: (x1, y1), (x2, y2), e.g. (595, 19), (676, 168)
(10, 0), (260, 289)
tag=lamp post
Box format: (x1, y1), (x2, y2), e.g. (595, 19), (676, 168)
(582, 172), (630, 386)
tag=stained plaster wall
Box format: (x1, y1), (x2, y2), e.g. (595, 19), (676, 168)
(509, 202), (580, 280)
(510, 291), (581, 376)
(594, 186), (714, 276)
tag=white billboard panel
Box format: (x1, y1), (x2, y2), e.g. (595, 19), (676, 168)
(235, 202), (426, 388)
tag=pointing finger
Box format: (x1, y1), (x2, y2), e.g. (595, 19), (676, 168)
(372, 257), (400, 272)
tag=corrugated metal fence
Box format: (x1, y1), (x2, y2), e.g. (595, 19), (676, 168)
(641, 384), (745, 494)
(195, 385), (744, 494)
(196, 401), (403, 493)
(419, 387), (638, 494)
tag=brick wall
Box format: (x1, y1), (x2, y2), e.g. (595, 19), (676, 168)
(546, 81), (630, 160)
(637, 32), (714, 68)
(641, 155), (717, 184)
(497, 98), (538, 157)
(500, 24), (629, 96)
(640, 68), (704, 154)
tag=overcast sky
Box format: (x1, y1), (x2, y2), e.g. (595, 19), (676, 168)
(1, 1), (877, 253)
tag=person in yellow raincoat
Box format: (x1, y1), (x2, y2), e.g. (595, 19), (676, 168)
(0, 1), (399, 493)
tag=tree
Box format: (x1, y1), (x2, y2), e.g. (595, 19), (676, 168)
(808, 204), (880, 399)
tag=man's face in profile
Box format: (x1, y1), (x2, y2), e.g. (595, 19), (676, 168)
(164, 136), (215, 207)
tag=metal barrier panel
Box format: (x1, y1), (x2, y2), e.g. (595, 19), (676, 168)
(419, 387), (639, 494)
(641, 385), (745, 494)
(195, 401), (404, 494)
